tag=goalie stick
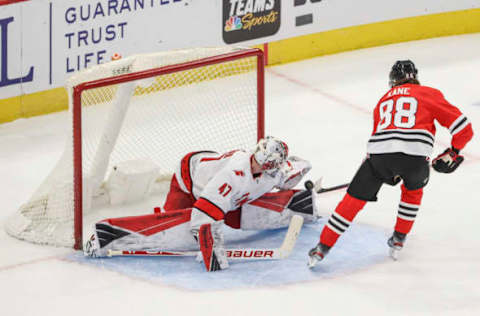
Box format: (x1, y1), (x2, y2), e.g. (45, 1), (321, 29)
(304, 179), (349, 194)
(107, 215), (304, 260)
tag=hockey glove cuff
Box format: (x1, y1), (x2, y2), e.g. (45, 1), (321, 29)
(432, 147), (464, 173)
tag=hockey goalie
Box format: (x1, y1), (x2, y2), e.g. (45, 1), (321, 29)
(85, 136), (317, 271)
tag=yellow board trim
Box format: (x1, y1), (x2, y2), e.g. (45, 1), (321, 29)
(0, 87), (68, 123)
(1, 8), (479, 124)
(268, 8), (480, 65)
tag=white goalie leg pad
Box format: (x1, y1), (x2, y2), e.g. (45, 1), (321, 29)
(239, 190), (318, 230)
(240, 203), (295, 230)
(287, 189), (319, 222)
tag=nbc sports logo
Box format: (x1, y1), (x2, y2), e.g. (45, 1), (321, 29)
(224, 16), (242, 32)
(222, 0), (281, 44)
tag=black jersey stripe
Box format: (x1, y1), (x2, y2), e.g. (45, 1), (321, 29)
(399, 204), (419, 211)
(451, 117), (468, 134)
(327, 219), (346, 233)
(398, 211), (417, 218)
(373, 130), (434, 142)
(368, 136), (433, 147)
(331, 214), (350, 229)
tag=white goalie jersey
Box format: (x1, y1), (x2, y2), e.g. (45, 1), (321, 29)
(174, 150), (311, 228)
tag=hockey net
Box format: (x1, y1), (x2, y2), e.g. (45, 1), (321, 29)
(6, 47), (264, 249)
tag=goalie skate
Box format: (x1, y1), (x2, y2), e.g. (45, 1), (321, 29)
(84, 234), (99, 258)
(83, 234), (107, 258)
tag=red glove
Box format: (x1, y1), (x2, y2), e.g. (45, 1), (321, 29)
(432, 147), (464, 173)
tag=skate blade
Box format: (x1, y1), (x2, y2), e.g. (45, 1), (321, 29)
(389, 247), (400, 261)
(308, 256), (318, 268)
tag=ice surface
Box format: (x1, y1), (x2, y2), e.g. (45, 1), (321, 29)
(1, 34), (479, 315)
(69, 221), (388, 291)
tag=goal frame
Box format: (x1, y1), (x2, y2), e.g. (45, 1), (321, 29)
(71, 48), (265, 249)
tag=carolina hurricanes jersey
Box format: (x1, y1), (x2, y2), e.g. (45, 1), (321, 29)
(175, 150), (285, 221)
(367, 83), (473, 157)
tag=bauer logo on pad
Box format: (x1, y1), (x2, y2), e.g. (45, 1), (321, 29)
(222, 0), (281, 44)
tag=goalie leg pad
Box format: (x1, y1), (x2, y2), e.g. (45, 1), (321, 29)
(95, 222), (131, 248)
(288, 190), (313, 215)
(287, 189), (319, 220)
(239, 190), (316, 230)
(198, 223), (229, 272)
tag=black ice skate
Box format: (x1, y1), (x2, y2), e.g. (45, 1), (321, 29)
(308, 243), (331, 268)
(388, 231), (406, 261)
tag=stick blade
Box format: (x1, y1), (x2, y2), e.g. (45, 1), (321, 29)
(277, 215), (304, 259)
(308, 256), (319, 269)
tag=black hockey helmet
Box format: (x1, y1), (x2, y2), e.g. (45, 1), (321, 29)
(389, 60), (419, 87)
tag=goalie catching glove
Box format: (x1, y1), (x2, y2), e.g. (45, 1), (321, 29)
(432, 147), (464, 173)
(277, 156), (312, 190)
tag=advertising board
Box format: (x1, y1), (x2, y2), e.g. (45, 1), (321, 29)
(0, 0), (478, 118)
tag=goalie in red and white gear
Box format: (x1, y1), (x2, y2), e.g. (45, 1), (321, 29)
(85, 136), (316, 272)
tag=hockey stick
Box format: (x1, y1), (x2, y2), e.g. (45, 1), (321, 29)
(304, 179), (349, 194)
(107, 215), (304, 260)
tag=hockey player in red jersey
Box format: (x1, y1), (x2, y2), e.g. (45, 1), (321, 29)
(85, 136), (315, 271)
(308, 60), (473, 267)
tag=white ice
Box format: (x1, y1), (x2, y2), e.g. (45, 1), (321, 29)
(1, 34), (480, 315)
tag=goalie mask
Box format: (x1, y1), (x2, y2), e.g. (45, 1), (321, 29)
(253, 136), (289, 174)
(389, 60), (419, 87)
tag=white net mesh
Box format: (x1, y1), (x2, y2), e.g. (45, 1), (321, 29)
(5, 47), (262, 247)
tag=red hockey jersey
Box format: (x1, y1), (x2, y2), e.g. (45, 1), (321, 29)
(367, 83), (473, 157)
